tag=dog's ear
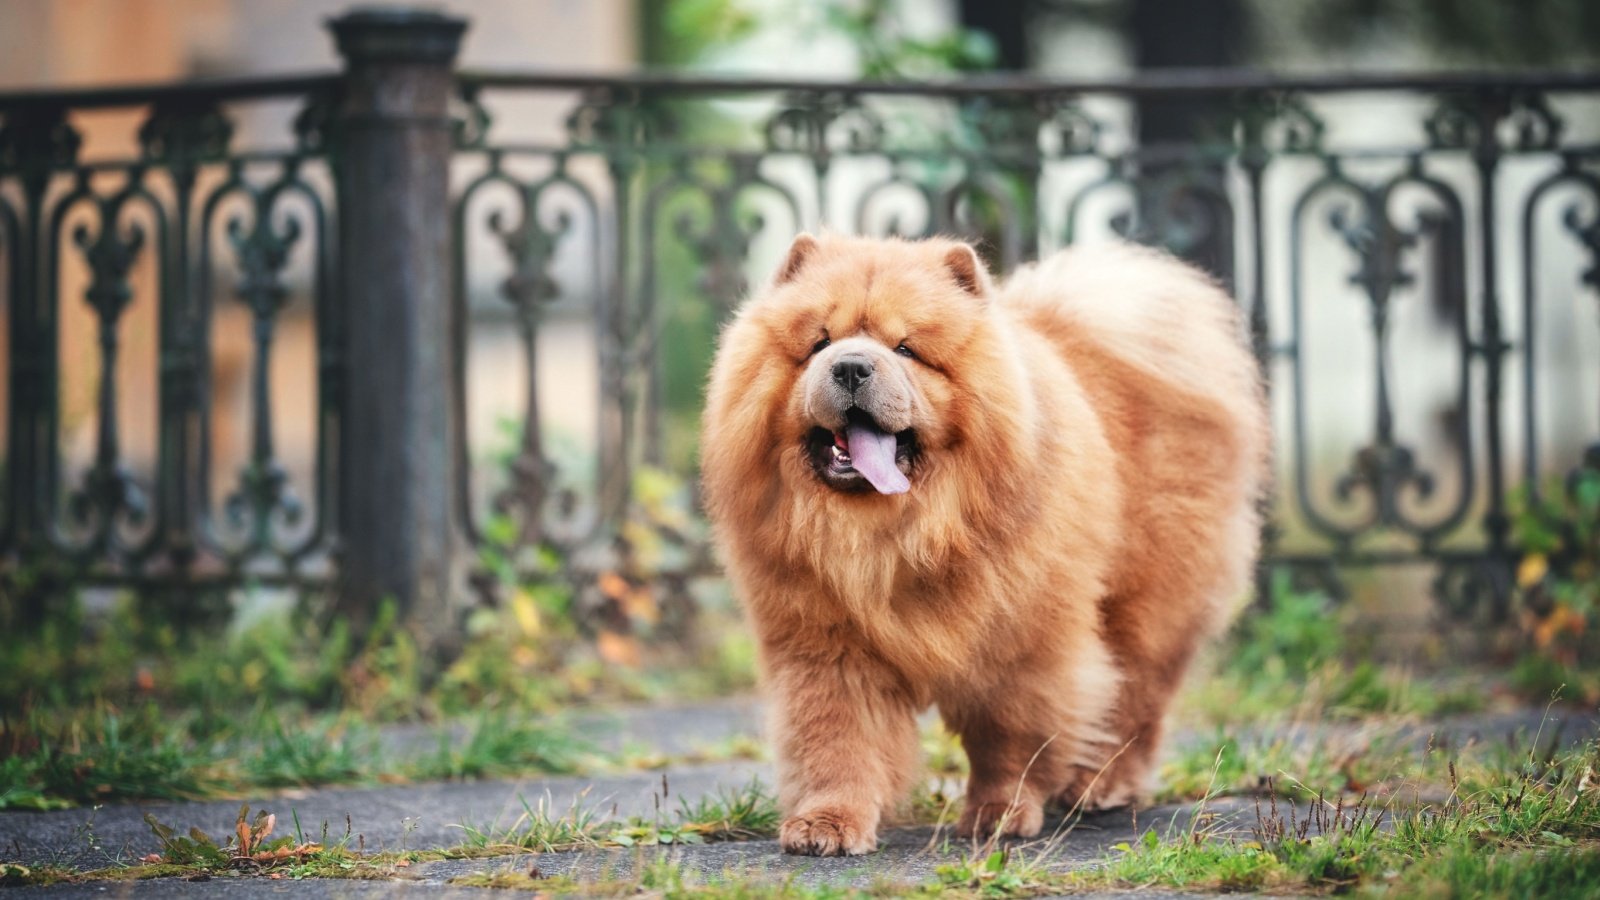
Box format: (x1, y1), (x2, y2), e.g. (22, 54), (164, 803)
(943, 243), (992, 298)
(774, 233), (820, 285)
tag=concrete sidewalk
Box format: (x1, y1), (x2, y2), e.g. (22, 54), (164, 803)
(4, 699), (1595, 896)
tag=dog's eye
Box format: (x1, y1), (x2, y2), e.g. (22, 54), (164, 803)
(810, 335), (830, 357)
(895, 342), (916, 359)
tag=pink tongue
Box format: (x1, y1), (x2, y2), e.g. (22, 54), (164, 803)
(845, 421), (910, 495)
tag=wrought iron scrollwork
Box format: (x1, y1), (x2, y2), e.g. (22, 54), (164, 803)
(1040, 97), (1102, 157)
(1426, 90), (1564, 155)
(1432, 556), (1513, 623)
(2, 78), (341, 587)
(60, 171), (158, 556)
(1519, 154), (1600, 504)
(1235, 90), (1325, 161)
(763, 90), (885, 158)
(220, 181), (306, 549)
(1423, 94), (1480, 152)
(640, 153), (800, 459)
(1504, 92), (1564, 152)
(855, 166), (937, 239)
(854, 161), (1023, 265)
(8, 66), (1599, 623)
(139, 103), (233, 171)
(958, 94), (1042, 163)
(566, 87), (678, 155)
(1118, 166), (1234, 269)
(292, 89), (339, 155)
(668, 161), (765, 310)
(1567, 179), (1600, 291)
(0, 108), (82, 185)
(1289, 159), (1475, 552)
(486, 165), (577, 552)
(453, 151), (601, 575)
(196, 157), (334, 570)
(453, 83), (493, 150)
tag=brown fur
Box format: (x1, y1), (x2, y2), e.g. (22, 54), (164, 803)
(700, 234), (1270, 856)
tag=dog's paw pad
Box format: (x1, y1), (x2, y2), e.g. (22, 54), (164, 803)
(779, 808), (877, 856)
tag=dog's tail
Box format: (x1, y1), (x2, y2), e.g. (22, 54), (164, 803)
(1001, 239), (1261, 420)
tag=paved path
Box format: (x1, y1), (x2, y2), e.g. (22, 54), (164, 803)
(4, 699), (1596, 897)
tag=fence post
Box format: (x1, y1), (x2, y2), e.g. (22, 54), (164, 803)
(327, 8), (467, 642)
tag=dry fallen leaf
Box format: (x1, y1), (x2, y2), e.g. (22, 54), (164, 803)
(597, 571), (630, 599)
(1518, 553), (1549, 588)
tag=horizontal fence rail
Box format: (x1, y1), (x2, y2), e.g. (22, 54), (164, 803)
(2, 6), (1597, 632)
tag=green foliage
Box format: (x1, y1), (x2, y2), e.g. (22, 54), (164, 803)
(1105, 826), (1278, 892)
(649, 0), (760, 67)
(1187, 575), (1486, 729)
(1160, 733), (1344, 802)
(17, 736), (1600, 897)
(818, 0), (997, 78)
(935, 848), (1034, 896)
(2, 704), (221, 806)
(646, 0), (998, 78)
(0, 493), (755, 807)
(143, 814), (230, 868)
(1508, 468), (1600, 704)
(412, 713), (591, 781)
(453, 778), (777, 856)
(453, 792), (608, 853)
(674, 779), (781, 840)
(240, 716), (375, 788)
(1096, 729), (1600, 895)
(144, 804), (323, 871)
(1228, 572), (1344, 678)
(1384, 844), (1600, 898)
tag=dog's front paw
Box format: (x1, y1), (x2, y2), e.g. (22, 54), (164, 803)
(779, 807), (878, 856)
(958, 798), (1044, 840)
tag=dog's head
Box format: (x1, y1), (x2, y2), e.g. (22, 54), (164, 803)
(704, 233), (1008, 503)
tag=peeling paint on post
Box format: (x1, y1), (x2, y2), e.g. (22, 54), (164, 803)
(328, 8), (467, 644)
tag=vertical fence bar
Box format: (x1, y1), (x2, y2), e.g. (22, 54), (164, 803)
(1472, 90), (1512, 620)
(1, 110), (78, 619)
(328, 9), (467, 639)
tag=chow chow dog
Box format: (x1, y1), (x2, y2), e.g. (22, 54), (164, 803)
(700, 233), (1269, 856)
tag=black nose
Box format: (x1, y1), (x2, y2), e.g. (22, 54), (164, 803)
(831, 354), (873, 392)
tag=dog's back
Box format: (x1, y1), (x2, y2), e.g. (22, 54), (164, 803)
(1000, 240), (1272, 806)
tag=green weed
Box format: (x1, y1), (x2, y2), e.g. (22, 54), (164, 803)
(2, 704), (222, 805)
(410, 712), (593, 782)
(240, 715), (375, 788)
(673, 778), (781, 840)
(453, 792), (609, 853)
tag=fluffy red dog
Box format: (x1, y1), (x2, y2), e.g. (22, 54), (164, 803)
(700, 234), (1269, 856)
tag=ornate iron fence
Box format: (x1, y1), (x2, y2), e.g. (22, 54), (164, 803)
(452, 69), (1600, 623)
(0, 75), (343, 591)
(2, 7), (1598, 630)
